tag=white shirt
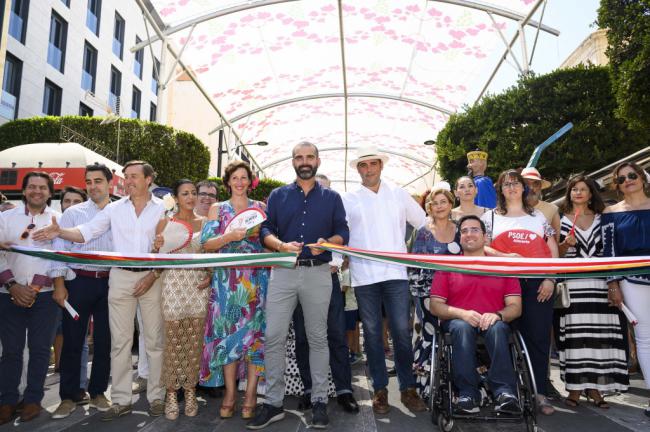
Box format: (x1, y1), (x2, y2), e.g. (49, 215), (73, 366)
(0, 204), (61, 293)
(78, 195), (165, 254)
(342, 180), (426, 287)
(50, 199), (114, 277)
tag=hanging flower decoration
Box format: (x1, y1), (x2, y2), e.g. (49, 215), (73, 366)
(162, 193), (176, 211)
(251, 177), (260, 190)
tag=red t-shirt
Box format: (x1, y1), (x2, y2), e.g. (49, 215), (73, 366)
(430, 272), (521, 314)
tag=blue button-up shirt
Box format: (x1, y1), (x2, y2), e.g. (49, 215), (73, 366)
(261, 182), (349, 262)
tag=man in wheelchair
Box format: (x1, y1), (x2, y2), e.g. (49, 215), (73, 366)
(430, 215), (522, 416)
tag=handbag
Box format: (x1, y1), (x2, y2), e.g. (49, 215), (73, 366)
(553, 282), (571, 309)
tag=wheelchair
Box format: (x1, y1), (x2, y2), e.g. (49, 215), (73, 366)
(427, 321), (538, 432)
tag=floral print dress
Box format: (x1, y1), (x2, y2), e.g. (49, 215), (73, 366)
(199, 200), (269, 387)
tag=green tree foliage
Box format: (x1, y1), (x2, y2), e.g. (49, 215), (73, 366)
(207, 177), (285, 202)
(0, 116), (210, 186)
(434, 66), (647, 184)
(598, 0), (650, 132)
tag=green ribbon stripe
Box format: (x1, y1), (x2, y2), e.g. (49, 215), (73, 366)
(12, 248), (297, 269)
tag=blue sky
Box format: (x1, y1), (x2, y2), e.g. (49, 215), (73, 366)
(486, 0), (601, 95)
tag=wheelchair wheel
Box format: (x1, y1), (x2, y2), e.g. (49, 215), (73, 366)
(437, 412), (455, 432)
(513, 330), (538, 432)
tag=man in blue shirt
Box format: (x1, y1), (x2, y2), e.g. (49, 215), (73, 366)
(247, 142), (349, 430)
(467, 150), (496, 209)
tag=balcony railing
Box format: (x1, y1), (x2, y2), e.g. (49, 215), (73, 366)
(9, 11), (23, 41)
(86, 11), (98, 34)
(47, 43), (63, 71)
(81, 70), (94, 92)
(0, 91), (17, 120)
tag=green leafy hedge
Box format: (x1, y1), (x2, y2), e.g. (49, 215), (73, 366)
(0, 116), (210, 186)
(434, 65), (649, 184)
(207, 177), (285, 202)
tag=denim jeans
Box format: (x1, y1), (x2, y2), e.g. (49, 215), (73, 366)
(355, 279), (415, 391)
(442, 319), (517, 401)
(0, 291), (58, 405)
(293, 272), (352, 395)
(515, 278), (554, 396)
(60, 275), (111, 400)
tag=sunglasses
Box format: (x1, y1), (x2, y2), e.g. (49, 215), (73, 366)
(21, 223), (36, 240)
(615, 172), (639, 184)
(198, 192), (218, 199)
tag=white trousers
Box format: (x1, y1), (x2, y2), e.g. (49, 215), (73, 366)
(621, 280), (650, 388)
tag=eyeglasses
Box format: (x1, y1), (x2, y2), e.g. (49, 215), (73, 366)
(501, 181), (522, 189)
(460, 227), (482, 235)
(615, 172), (639, 184)
(21, 222), (36, 240)
(198, 192), (218, 199)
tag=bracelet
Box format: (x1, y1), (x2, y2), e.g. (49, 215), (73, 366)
(608, 287), (619, 292)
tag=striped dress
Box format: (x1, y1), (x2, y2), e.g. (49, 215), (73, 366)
(557, 214), (629, 391)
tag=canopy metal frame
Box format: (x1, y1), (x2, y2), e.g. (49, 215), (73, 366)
(137, 0), (559, 187)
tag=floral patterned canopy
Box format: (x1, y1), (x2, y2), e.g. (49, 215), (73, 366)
(144, 0), (557, 191)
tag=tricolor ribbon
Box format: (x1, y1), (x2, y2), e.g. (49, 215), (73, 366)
(312, 243), (650, 279)
(8, 245), (298, 269)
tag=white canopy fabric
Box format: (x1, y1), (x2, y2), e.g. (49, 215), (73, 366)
(142, 0), (558, 191)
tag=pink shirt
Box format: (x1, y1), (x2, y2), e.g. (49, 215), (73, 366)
(431, 271), (521, 314)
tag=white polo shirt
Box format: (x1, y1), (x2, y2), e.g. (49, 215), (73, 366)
(342, 180), (426, 287)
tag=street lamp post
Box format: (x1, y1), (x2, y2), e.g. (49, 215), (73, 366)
(216, 138), (268, 177)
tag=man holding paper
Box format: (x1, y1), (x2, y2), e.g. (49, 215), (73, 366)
(50, 164), (114, 419)
(0, 172), (62, 424)
(247, 142), (349, 430)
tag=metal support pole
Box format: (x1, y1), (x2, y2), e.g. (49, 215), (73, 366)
(217, 129), (224, 177)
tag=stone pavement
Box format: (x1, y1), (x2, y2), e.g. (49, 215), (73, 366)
(1, 357), (648, 432)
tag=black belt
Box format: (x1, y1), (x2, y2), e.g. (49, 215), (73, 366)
(117, 267), (150, 273)
(296, 259), (326, 267)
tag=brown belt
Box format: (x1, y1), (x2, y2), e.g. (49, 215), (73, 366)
(74, 269), (110, 279)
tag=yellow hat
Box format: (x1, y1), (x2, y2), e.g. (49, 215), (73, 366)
(467, 150), (488, 162)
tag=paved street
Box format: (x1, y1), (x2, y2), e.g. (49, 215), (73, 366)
(1, 355), (648, 432)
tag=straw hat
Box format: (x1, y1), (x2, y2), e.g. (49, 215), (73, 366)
(520, 167), (551, 189)
(349, 146), (389, 169)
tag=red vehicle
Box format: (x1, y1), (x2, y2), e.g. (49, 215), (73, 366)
(0, 142), (126, 202)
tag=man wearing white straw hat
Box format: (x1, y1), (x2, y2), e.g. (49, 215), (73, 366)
(342, 146), (427, 415)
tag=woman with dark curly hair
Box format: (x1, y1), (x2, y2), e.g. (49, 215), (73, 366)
(556, 174), (628, 408)
(481, 169), (558, 416)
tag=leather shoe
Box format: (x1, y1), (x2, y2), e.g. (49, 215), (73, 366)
(337, 393), (359, 413)
(19, 403), (41, 422)
(0, 404), (17, 425)
(298, 393), (312, 410)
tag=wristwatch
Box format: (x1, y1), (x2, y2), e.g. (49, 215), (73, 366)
(496, 312), (503, 321)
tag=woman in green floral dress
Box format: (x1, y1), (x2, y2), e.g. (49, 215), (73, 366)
(199, 161), (268, 420)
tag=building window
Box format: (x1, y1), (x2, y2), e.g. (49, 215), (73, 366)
(1, 53), (23, 120)
(151, 58), (160, 95)
(79, 102), (93, 117)
(60, 0), (70, 7)
(43, 79), (62, 116)
(81, 41), (98, 92)
(131, 87), (141, 119)
(9, 0), (30, 44)
(109, 66), (121, 114)
(86, 0), (101, 36)
(134, 36), (144, 80)
(149, 102), (156, 122)
(47, 10), (68, 73)
(112, 11), (125, 59)
(0, 170), (18, 186)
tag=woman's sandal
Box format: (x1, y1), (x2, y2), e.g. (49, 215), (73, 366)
(165, 391), (179, 420)
(219, 401), (236, 419)
(241, 404), (256, 420)
(564, 397), (580, 407)
(585, 390), (609, 410)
